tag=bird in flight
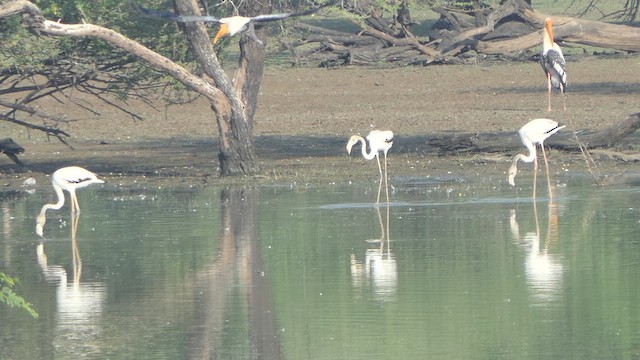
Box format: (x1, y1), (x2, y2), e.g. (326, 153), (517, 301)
(541, 17), (567, 112)
(36, 166), (105, 237)
(347, 130), (394, 204)
(508, 118), (565, 200)
(131, 1), (336, 45)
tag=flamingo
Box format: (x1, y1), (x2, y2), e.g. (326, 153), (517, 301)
(346, 130), (394, 203)
(508, 119), (565, 199)
(132, 1), (336, 45)
(36, 166), (105, 237)
(541, 17), (567, 112)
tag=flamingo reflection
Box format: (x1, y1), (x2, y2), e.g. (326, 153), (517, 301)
(350, 202), (397, 302)
(37, 215), (106, 357)
(510, 196), (563, 303)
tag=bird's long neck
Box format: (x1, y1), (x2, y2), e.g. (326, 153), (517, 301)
(356, 136), (378, 160)
(508, 143), (537, 186)
(519, 139), (538, 164)
(36, 184), (66, 237)
(543, 19), (555, 51)
(39, 184), (66, 216)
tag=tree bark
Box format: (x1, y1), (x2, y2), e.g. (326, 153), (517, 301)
(1, 0), (261, 176)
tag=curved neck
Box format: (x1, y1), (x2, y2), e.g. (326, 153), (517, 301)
(519, 140), (537, 163)
(355, 136), (377, 160)
(40, 184), (66, 215)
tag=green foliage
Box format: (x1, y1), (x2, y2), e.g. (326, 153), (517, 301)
(0, 272), (38, 318)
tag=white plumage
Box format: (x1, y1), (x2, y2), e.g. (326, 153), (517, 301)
(346, 130), (394, 203)
(508, 119), (565, 199)
(36, 166), (105, 237)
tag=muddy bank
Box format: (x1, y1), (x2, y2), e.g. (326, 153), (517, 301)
(0, 56), (639, 187)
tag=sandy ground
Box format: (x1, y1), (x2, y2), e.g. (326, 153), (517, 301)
(0, 55), (639, 187)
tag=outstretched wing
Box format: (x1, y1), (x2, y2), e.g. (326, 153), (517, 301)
(251, 0), (337, 22)
(131, 1), (222, 23)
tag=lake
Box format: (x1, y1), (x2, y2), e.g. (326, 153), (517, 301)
(1, 174), (640, 359)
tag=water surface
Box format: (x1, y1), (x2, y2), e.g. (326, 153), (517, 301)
(1, 176), (640, 359)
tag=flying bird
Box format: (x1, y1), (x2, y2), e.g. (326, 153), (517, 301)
(347, 130), (394, 203)
(508, 119), (565, 199)
(36, 166), (105, 237)
(541, 17), (567, 112)
(132, 1), (336, 45)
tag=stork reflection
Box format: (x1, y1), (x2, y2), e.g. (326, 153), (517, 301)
(511, 194), (563, 303)
(350, 202), (397, 302)
(36, 215), (106, 357)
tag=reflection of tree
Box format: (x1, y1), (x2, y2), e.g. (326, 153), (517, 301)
(186, 187), (282, 359)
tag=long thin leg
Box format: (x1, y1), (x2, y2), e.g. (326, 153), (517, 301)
(71, 215), (82, 284)
(375, 155), (383, 203)
(383, 152), (390, 204)
(547, 73), (553, 112)
(71, 191), (80, 216)
(541, 143), (553, 200)
(561, 85), (567, 111)
(532, 153), (538, 201)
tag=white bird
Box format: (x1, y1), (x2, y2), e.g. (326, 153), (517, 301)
(36, 166), (105, 237)
(132, 1), (335, 45)
(541, 17), (567, 112)
(346, 130), (394, 203)
(508, 119), (565, 199)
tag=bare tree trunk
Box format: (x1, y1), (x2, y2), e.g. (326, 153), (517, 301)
(1, 0), (261, 176)
(174, 0), (259, 176)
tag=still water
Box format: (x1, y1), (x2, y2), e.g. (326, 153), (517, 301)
(1, 175), (640, 359)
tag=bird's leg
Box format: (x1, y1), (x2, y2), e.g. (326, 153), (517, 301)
(375, 156), (383, 204)
(541, 144), (554, 200)
(561, 85), (567, 111)
(71, 193), (81, 216)
(547, 73), (553, 112)
(533, 152), (538, 201)
(383, 152), (390, 204)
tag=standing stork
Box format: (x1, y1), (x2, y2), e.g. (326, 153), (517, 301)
(346, 130), (394, 203)
(36, 166), (105, 237)
(132, 1), (336, 45)
(508, 119), (565, 200)
(541, 17), (567, 112)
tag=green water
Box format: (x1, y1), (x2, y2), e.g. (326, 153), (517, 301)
(1, 178), (639, 359)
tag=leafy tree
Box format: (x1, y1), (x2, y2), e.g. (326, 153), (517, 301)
(0, 272), (39, 318)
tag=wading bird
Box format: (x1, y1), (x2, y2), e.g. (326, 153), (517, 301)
(508, 119), (565, 199)
(132, 1), (335, 45)
(36, 166), (105, 237)
(346, 130), (394, 203)
(541, 17), (567, 112)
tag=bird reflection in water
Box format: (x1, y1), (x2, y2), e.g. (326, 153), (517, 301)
(510, 193), (563, 304)
(37, 215), (107, 357)
(350, 199), (397, 302)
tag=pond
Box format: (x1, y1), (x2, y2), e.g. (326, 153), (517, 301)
(1, 174), (640, 359)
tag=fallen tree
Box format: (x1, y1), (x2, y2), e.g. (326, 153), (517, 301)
(278, 0), (640, 66)
(427, 112), (640, 155)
